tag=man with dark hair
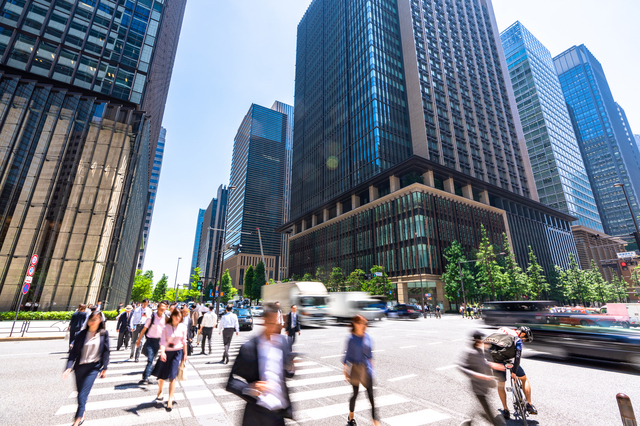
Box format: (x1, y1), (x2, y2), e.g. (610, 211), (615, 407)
(218, 305), (239, 364)
(227, 303), (295, 425)
(285, 304), (301, 350)
(129, 298), (151, 362)
(68, 304), (88, 349)
(275, 302), (284, 332)
(136, 301), (168, 384)
(199, 305), (217, 355)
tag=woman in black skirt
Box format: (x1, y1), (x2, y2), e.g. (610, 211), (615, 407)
(152, 308), (188, 411)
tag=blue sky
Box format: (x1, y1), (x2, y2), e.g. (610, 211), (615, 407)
(143, 0), (640, 288)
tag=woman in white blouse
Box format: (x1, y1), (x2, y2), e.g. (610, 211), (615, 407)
(63, 311), (110, 426)
(152, 308), (188, 411)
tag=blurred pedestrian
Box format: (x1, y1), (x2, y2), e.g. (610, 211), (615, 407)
(218, 305), (239, 364)
(458, 331), (505, 426)
(152, 308), (187, 411)
(190, 305), (200, 339)
(199, 305), (217, 355)
(116, 303), (124, 315)
(275, 302), (285, 331)
(343, 315), (379, 426)
(181, 305), (194, 356)
(68, 304), (88, 349)
(285, 304), (301, 351)
(63, 311), (110, 426)
(136, 301), (168, 384)
(226, 303), (295, 425)
(130, 298), (151, 361)
(435, 304), (441, 319)
(116, 305), (133, 350)
(95, 301), (103, 311)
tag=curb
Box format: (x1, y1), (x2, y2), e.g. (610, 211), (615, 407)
(0, 335), (65, 341)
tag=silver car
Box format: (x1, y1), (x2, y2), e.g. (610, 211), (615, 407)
(250, 306), (264, 317)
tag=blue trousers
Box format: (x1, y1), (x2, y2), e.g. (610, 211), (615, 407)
(143, 337), (160, 380)
(75, 362), (100, 419)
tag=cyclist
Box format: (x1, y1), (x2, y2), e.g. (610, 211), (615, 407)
(490, 326), (537, 419)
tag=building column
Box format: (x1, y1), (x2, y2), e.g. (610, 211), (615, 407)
(369, 185), (379, 202)
(390, 175), (400, 192)
(291, 224), (297, 236)
(462, 184), (473, 200)
(443, 177), (455, 194)
(479, 190), (490, 205)
(422, 170), (434, 187)
(397, 280), (409, 304)
(351, 194), (360, 210)
(323, 208), (329, 222)
(336, 202), (343, 216)
(301, 220), (307, 232)
(311, 215), (317, 227)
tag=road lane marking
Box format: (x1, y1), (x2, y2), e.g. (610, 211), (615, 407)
(293, 361), (318, 367)
(52, 408), (189, 426)
(436, 364), (458, 371)
(428, 341), (442, 345)
(288, 374), (346, 387)
(388, 374), (417, 382)
(55, 393), (185, 415)
(382, 408), (450, 425)
(296, 394), (408, 421)
(294, 367), (333, 375)
(371, 349), (385, 353)
(289, 385), (355, 402)
(400, 345), (417, 349)
(320, 354), (344, 359)
(450, 338), (464, 342)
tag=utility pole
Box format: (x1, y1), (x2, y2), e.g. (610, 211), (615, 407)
(256, 228), (269, 285)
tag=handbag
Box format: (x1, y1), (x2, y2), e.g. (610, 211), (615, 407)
(177, 360), (187, 381)
(349, 363), (368, 387)
(197, 333), (203, 345)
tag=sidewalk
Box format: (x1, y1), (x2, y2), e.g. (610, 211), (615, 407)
(0, 319), (119, 340)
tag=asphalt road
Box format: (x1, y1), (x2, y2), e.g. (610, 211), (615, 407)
(1, 315), (638, 426)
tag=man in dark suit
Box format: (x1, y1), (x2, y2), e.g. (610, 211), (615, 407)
(116, 305), (133, 350)
(181, 305), (194, 356)
(68, 304), (87, 349)
(286, 304), (301, 351)
(227, 303), (296, 426)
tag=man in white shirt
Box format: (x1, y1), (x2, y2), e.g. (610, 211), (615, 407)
(218, 305), (239, 364)
(129, 299), (152, 361)
(275, 301), (285, 333)
(199, 305), (217, 355)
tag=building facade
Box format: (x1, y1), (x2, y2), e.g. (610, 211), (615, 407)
(282, 0), (579, 308)
(190, 208), (205, 278)
(500, 22), (602, 231)
(0, 0), (185, 310)
(571, 225), (626, 283)
(224, 102), (292, 288)
(197, 185), (228, 284)
(137, 126), (166, 270)
(554, 45), (640, 237)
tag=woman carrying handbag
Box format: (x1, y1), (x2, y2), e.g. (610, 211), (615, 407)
(152, 308), (187, 411)
(343, 315), (379, 426)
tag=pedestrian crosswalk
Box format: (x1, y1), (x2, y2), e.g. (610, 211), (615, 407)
(51, 331), (457, 426)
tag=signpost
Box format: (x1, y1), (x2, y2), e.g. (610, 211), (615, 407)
(10, 254), (39, 337)
(617, 252), (637, 259)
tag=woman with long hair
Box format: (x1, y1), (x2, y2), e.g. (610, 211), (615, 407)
(152, 308), (188, 411)
(343, 314), (379, 426)
(63, 311), (110, 426)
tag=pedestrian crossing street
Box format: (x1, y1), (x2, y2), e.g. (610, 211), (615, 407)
(51, 333), (458, 426)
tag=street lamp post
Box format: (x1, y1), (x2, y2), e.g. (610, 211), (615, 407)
(614, 183), (640, 248)
(173, 257), (181, 303)
(214, 185), (236, 314)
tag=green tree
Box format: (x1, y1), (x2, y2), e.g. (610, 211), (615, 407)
(243, 265), (255, 301)
(315, 266), (327, 284)
(290, 274), (301, 282)
(587, 260), (611, 304)
(252, 261), (266, 301)
(165, 287), (188, 302)
(328, 267), (345, 291)
(362, 266), (392, 296)
(220, 269), (234, 304)
(184, 267), (203, 301)
(346, 269), (366, 291)
(475, 225), (504, 300)
(205, 281), (214, 301)
(610, 275), (628, 302)
(441, 240), (475, 305)
(547, 264), (564, 302)
(151, 273), (168, 302)
(526, 247), (548, 300)
(302, 272), (314, 281)
(559, 253), (590, 305)
(131, 270), (153, 302)
(501, 233), (528, 300)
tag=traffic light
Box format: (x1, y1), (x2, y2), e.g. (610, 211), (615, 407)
(621, 262), (629, 271)
(197, 280), (203, 291)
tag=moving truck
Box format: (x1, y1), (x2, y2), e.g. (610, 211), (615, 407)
(262, 281), (329, 326)
(601, 303), (640, 327)
(328, 292), (385, 323)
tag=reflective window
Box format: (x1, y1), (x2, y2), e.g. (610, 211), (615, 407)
(30, 41), (57, 77)
(7, 33), (35, 70)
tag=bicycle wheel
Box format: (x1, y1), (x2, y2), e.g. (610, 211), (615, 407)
(511, 378), (528, 426)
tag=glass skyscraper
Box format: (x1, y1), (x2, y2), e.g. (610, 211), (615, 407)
(554, 45), (640, 236)
(197, 185), (228, 283)
(190, 208), (205, 278)
(0, 0), (186, 311)
(500, 22), (602, 232)
(281, 0), (579, 307)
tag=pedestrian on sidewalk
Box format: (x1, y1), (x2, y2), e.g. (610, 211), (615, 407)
(343, 315), (379, 426)
(152, 308), (187, 412)
(116, 305), (133, 350)
(458, 331), (505, 426)
(285, 304), (301, 351)
(136, 301), (168, 384)
(181, 305), (194, 356)
(199, 305), (217, 355)
(68, 304), (88, 349)
(218, 305), (239, 364)
(63, 311), (110, 426)
(189, 305), (200, 340)
(226, 303), (295, 425)
(130, 298), (152, 361)
(275, 301), (285, 332)
(435, 304), (441, 319)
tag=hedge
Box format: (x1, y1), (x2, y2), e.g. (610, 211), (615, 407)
(0, 310), (119, 321)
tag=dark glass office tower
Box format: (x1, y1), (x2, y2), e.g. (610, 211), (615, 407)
(554, 45), (640, 236)
(282, 0), (579, 308)
(190, 208), (205, 278)
(500, 22), (602, 232)
(0, 0), (186, 310)
(197, 185), (228, 283)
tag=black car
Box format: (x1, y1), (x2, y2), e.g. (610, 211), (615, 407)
(234, 308), (254, 331)
(386, 304), (420, 319)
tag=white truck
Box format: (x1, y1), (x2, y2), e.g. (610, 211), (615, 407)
(601, 303), (640, 327)
(261, 281), (329, 326)
(328, 292), (385, 323)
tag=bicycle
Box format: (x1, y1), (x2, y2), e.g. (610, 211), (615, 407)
(504, 362), (528, 425)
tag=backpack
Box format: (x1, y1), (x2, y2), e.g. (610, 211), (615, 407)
(485, 332), (517, 362)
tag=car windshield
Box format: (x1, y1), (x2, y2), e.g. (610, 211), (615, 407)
(300, 296), (327, 307)
(234, 309), (250, 316)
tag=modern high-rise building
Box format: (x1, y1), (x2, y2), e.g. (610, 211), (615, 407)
(281, 0), (579, 309)
(190, 209), (205, 278)
(635, 134), (640, 152)
(554, 45), (640, 237)
(137, 126), (166, 270)
(224, 102), (292, 292)
(500, 22), (602, 232)
(197, 185), (228, 284)
(0, 0), (186, 311)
